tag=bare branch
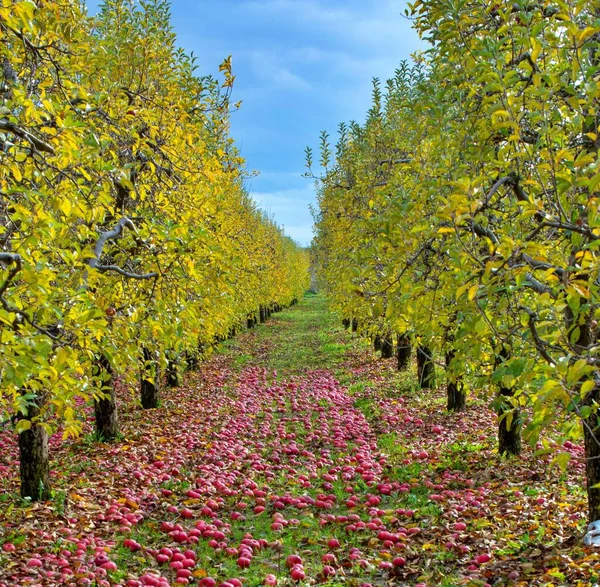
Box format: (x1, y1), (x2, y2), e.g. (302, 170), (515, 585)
(482, 175), (513, 207)
(468, 219), (499, 244)
(90, 218), (158, 280)
(522, 253), (566, 279)
(523, 272), (555, 297)
(0, 119), (55, 154)
(520, 306), (556, 366)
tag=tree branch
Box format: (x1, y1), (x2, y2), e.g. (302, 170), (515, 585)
(0, 253), (63, 341)
(468, 219), (499, 244)
(90, 218), (158, 280)
(520, 306), (556, 366)
(0, 119), (55, 154)
(522, 253), (566, 279)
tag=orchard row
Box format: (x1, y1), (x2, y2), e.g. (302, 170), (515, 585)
(0, 0), (309, 499)
(308, 0), (600, 523)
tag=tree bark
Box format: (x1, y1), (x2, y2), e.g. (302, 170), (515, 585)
(381, 334), (394, 359)
(187, 338), (205, 370)
(497, 396), (522, 456)
(93, 354), (119, 441)
(351, 318), (358, 333)
(140, 347), (159, 409)
(166, 351), (181, 387)
(583, 385), (600, 522)
(373, 334), (382, 352)
(397, 333), (411, 371)
(18, 397), (50, 501)
(495, 347), (521, 456)
(445, 333), (466, 411)
(259, 305), (266, 323)
(186, 348), (199, 371)
(417, 345), (435, 388)
(342, 318), (350, 329)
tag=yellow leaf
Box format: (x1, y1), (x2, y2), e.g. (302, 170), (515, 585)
(60, 198), (72, 216)
(468, 284), (478, 301)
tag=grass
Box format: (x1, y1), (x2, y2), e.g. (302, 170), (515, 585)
(2, 293), (594, 587)
(218, 293), (350, 375)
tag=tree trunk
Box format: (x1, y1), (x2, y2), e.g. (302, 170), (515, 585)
(93, 354), (119, 441)
(583, 386), (600, 522)
(397, 333), (411, 371)
(351, 318), (358, 333)
(166, 351), (181, 387)
(497, 395), (522, 456)
(259, 305), (266, 323)
(18, 398), (50, 501)
(140, 347), (160, 409)
(186, 348), (199, 371)
(187, 338), (205, 370)
(447, 380), (466, 412)
(445, 348), (466, 412)
(417, 346), (435, 388)
(373, 335), (382, 352)
(495, 347), (521, 456)
(381, 335), (394, 359)
(342, 318), (350, 329)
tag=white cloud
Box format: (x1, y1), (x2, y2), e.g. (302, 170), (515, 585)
(239, 0), (419, 52)
(250, 186), (316, 246)
(284, 224), (315, 246)
(249, 50), (312, 91)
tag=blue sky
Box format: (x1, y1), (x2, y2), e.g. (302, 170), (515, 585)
(86, 1), (422, 245)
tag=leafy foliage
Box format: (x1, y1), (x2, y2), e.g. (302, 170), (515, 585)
(308, 0), (600, 520)
(0, 0), (309, 437)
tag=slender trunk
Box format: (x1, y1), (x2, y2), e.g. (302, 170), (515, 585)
(259, 305), (266, 323)
(18, 397), (50, 501)
(381, 334), (394, 359)
(342, 318), (350, 329)
(93, 354), (119, 441)
(445, 349), (466, 412)
(566, 299), (600, 520)
(373, 335), (382, 352)
(185, 349), (199, 371)
(497, 396), (522, 456)
(583, 385), (600, 522)
(247, 313), (256, 329)
(351, 318), (358, 333)
(495, 347), (521, 456)
(417, 346), (435, 388)
(185, 337), (205, 371)
(166, 351), (181, 387)
(140, 347), (160, 409)
(397, 333), (411, 371)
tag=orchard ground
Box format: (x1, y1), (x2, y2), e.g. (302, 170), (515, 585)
(0, 294), (598, 587)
